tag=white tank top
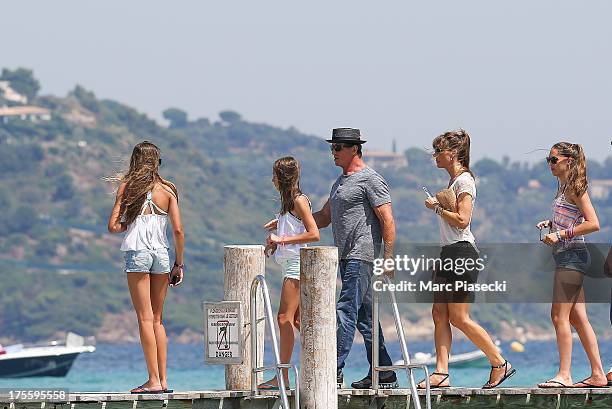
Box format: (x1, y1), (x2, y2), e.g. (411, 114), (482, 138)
(274, 195), (310, 262)
(120, 191), (170, 251)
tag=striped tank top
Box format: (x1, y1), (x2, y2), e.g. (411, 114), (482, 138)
(552, 192), (585, 250)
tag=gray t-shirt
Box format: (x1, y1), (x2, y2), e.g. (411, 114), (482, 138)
(330, 166), (391, 262)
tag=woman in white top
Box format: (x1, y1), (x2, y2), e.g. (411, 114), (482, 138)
(259, 157), (319, 390)
(108, 141), (184, 394)
(420, 130), (515, 389)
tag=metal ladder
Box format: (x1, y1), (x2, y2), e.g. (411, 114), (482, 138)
(250, 274), (300, 409)
(372, 275), (431, 409)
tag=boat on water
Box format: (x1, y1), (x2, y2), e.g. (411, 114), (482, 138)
(394, 349), (491, 368)
(0, 332), (95, 378)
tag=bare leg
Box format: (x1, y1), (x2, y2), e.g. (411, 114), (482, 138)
(150, 273), (170, 390)
(569, 289), (607, 387)
(447, 303), (511, 386)
(538, 268), (582, 387)
(418, 302), (451, 388)
(260, 277), (300, 387)
(127, 273), (162, 390)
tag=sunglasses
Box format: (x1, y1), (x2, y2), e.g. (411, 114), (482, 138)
(330, 143), (355, 152)
(158, 158), (162, 166)
(545, 156), (565, 165)
(539, 225), (552, 242)
(432, 147), (447, 156)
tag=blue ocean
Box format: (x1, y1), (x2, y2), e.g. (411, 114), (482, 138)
(0, 340), (610, 392)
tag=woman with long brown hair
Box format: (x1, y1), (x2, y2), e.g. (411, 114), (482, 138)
(259, 156), (319, 390)
(108, 141), (184, 394)
(536, 142), (606, 388)
(420, 129), (516, 389)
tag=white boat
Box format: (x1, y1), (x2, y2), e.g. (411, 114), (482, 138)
(394, 349), (491, 368)
(0, 332), (95, 378)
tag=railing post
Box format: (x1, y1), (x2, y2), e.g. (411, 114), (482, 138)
(299, 246), (338, 409)
(223, 245), (265, 390)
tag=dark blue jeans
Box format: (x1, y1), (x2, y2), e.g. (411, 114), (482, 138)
(336, 259), (393, 377)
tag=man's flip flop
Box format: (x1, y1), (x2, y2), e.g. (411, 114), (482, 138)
(538, 380), (568, 388)
(417, 372), (450, 389)
(130, 384), (164, 394)
(572, 378), (608, 388)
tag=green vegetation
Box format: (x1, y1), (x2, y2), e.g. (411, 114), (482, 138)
(0, 68), (611, 342)
(1, 68), (40, 101)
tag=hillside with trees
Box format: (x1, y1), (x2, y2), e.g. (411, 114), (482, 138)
(0, 68), (610, 343)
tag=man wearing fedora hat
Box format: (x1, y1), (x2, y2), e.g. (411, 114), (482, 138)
(313, 127), (398, 389)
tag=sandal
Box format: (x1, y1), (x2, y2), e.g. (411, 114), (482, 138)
(417, 372), (450, 389)
(482, 360), (516, 389)
(538, 379), (568, 388)
(258, 378), (288, 391)
(572, 378), (608, 388)
(130, 384), (164, 394)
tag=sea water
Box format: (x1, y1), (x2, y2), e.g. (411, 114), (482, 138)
(0, 340), (610, 392)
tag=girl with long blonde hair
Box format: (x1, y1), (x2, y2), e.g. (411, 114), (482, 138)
(536, 142), (606, 388)
(108, 141), (185, 393)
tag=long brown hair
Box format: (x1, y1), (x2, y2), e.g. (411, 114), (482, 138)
(273, 156), (302, 215)
(117, 141), (178, 226)
(552, 142), (588, 197)
(432, 128), (475, 179)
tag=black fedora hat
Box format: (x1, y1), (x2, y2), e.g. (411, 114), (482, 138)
(326, 127), (367, 144)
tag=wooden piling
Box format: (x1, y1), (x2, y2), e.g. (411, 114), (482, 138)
(223, 245), (265, 390)
(299, 246), (338, 409)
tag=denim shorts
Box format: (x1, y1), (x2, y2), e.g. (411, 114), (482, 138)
(278, 258), (300, 280)
(124, 248), (171, 274)
(553, 246), (591, 274)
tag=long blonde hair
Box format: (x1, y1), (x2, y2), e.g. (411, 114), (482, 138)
(553, 142), (588, 197)
(273, 156), (302, 215)
(116, 141), (178, 226)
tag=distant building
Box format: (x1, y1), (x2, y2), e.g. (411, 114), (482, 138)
(364, 150), (408, 170)
(590, 179), (612, 200)
(518, 179), (542, 195)
(0, 106), (51, 123)
(0, 81), (28, 104)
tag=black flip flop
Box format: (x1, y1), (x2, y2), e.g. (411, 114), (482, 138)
(482, 360), (516, 389)
(417, 372), (450, 389)
(130, 384), (164, 394)
(163, 389), (174, 393)
(538, 380), (568, 388)
(572, 378), (608, 388)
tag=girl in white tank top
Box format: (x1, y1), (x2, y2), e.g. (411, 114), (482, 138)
(107, 141), (185, 394)
(258, 157), (320, 390)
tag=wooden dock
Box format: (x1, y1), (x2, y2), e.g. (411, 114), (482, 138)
(2, 388), (611, 409)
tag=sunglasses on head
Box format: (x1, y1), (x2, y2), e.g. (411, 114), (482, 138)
(330, 143), (355, 152)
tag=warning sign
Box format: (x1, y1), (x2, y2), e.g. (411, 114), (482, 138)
(203, 301), (243, 364)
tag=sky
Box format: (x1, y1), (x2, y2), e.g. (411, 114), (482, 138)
(3, 0), (612, 162)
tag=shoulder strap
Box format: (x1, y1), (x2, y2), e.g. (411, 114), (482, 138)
(300, 194), (312, 210)
(140, 191), (168, 215)
(140, 192), (152, 215)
